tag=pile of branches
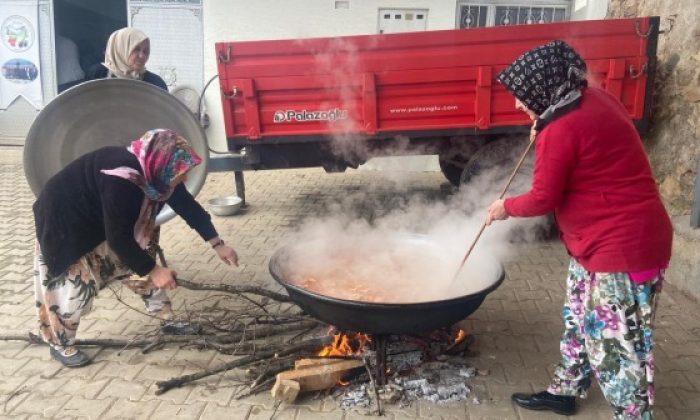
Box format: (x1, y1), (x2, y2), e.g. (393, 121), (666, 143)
(1, 279), (335, 399)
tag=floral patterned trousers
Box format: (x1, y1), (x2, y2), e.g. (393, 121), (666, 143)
(34, 236), (173, 351)
(547, 259), (661, 420)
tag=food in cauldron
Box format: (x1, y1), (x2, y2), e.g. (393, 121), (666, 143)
(277, 233), (503, 304)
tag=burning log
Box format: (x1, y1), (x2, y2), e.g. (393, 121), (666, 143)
(271, 358), (364, 402)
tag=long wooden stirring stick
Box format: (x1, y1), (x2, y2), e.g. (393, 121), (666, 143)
(452, 132), (537, 282)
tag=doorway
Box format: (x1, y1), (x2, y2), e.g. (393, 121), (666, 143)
(53, 0), (127, 92)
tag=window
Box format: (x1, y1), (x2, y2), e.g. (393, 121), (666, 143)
(460, 5), (489, 28)
(495, 6), (567, 26)
(457, 3), (569, 29)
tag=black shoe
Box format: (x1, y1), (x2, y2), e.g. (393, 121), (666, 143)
(50, 346), (91, 368)
(160, 320), (202, 335)
(511, 391), (576, 415)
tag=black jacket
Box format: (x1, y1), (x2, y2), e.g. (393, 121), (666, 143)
(86, 63), (168, 91)
(34, 147), (217, 277)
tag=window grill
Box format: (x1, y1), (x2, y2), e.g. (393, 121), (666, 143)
(495, 5), (566, 26)
(460, 5), (489, 28)
(458, 3), (569, 29)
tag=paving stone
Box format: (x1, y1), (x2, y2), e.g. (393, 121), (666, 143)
(290, 407), (343, 420)
(416, 400), (467, 419)
(345, 409), (396, 419)
(101, 398), (159, 419)
(137, 364), (186, 382)
(10, 392), (71, 417)
(55, 396), (114, 418)
(147, 401), (206, 419)
(199, 402), (250, 420)
(0, 355), (30, 375)
(142, 383), (193, 405)
(515, 405), (572, 419)
(466, 398), (518, 419)
(185, 377), (235, 406)
(97, 378), (150, 401)
(14, 357), (63, 378)
(502, 365), (552, 387)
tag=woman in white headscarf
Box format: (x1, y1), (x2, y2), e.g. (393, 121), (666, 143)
(86, 27), (167, 90)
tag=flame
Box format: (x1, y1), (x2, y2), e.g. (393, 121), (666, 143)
(454, 329), (466, 343)
(318, 332), (372, 357)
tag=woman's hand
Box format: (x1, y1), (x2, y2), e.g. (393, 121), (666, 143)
(486, 199), (509, 226)
(149, 264), (177, 290)
(208, 237), (239, 267)
(215, 244), (239, 266)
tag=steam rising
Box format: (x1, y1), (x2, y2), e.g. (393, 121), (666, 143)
(276, 152), (549, 303)
(275, 36), (547, 303)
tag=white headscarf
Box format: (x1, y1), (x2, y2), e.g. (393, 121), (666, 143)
(102, 27), (148, 79)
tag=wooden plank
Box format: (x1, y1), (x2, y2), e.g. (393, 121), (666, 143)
(275, 359), (364, 393)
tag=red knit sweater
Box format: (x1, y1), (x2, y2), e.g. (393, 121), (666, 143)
(504, 87), (672, 272)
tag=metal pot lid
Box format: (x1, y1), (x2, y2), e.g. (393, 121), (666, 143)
(23, 78), (209, 225)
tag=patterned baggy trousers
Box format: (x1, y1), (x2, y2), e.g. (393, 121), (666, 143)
(34, 238), (172, 351)
(547, 259), (661, 420)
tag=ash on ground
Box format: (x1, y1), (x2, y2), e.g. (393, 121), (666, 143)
(332, 337), (484, 410)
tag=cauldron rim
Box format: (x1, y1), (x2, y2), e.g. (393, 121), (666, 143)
(268, 234), (505, 309)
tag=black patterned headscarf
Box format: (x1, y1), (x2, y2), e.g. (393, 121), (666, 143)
(497, 40), (587, 117)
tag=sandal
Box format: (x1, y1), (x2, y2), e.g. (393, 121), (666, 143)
(50, 346), (91, 368)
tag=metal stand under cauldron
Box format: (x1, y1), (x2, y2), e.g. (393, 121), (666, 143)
(373, 334), (388, 385)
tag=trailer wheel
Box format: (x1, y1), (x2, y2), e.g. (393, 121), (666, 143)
(459, 136), (533, 187)
(438, 157), (468, 186)
(438, 139), (484, 186)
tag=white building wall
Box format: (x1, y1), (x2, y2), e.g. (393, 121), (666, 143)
(571, 0), (608, 20)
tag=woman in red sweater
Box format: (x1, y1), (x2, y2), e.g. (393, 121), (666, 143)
(486, 41), (672, 419)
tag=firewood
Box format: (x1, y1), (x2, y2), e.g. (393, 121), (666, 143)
(274, 359), (364, 393)
(294, 357), (355, 369)
(271, 379), (300, 402)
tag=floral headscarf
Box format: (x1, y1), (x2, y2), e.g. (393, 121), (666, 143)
(103, 27), (149, 79)
(102, 129), (201, 248)
(497, 40), (588, 119)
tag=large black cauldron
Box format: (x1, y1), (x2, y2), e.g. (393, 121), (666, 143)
(269, 234), (504, 335)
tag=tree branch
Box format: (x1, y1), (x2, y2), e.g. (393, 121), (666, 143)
(176, 279), (292, 303)
(155, 336), (332, 395)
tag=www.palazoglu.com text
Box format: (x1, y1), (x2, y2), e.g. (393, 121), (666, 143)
(388, 105), (459, 114)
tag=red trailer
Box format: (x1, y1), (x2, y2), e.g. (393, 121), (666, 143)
(214, 17), (658, 186)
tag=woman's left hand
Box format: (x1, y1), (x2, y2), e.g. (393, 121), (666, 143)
(486, 199), (509, 225)
(215, 244), (239, 266)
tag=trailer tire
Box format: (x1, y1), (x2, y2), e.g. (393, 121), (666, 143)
(458, 136), (533, 187)
(438, 158), (466, 186)
(438, 139), (484, 186)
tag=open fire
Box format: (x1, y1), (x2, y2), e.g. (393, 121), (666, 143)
(272, 325), (481, 413)
(318, 330), (372, 357)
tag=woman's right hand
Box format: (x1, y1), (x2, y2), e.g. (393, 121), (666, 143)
(149, 264), (178, 290)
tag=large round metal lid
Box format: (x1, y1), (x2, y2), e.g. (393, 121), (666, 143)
(23, 78), (209, 225)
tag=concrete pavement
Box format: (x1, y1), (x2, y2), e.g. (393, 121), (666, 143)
(1, 146), (699, 419)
